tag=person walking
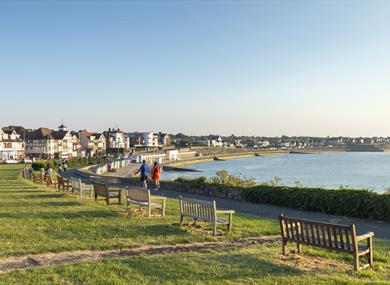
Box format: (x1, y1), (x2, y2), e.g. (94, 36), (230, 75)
(152, 161), (161, 191)
(134, 160), (150, 189)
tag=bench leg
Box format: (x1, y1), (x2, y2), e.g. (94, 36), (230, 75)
(106, 196), (109, 206)
(147, 206), (151, 218)
(228, 213), (233, 232)
(212, 222), (217, 236)
(297, 242), (302, 253)
(126, 201), (130, 215)
(354, 252), (359, 271)
(282, 241), (287, 255)
(367, 237), (373, 268)
(213, 224), (217, 236)
(179, 215), (184, 227)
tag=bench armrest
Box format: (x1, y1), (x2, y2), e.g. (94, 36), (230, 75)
(356, 232), (374, 241)
(216, 210), (235, 214)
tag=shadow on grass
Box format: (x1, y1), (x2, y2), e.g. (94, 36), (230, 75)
(33, 201), (83, 207)
(0, 190), (47, 194)
(116, 251), (302, 282)
(20, 193), (67, 199)
(0, 210), (120, 220)
(44, 223), (189, 240)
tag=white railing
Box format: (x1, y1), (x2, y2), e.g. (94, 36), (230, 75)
(87, 157), (132, 175)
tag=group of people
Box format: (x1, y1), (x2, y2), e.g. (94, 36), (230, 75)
(58, 161), (68, 173)
(134, 160), (161, 191)
(38, 166), (53, 181)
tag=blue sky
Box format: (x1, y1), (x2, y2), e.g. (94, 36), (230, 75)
(1, 1), (389, 136)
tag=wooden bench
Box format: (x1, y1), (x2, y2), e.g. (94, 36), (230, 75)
(38, 173), (46, 184)
(45, 176), (58, 188)
(22, 169), (35, 182)
(57, 175), (72, 191)
(126, 187), (166, 218)
(29, 172), (39, 183)
(279, 214), (374, 271)
(22, 169), (31, 179)
(93, 182), (121, 205)
(71, 178), (93, 198)
(179, 196), (235, 236)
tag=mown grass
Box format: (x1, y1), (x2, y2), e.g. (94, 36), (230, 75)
(0, 164), (389, 284)
(0, 165), (278, 257)
(1, 244), (390, 285)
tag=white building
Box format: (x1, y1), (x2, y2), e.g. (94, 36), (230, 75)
(209, 137), (224, 147)
(143, 132), (159, 147)
(104, 128), (129, 151)
(25, 125), (74, 159)
(0, 128), (25, 161)
(71, 134), (83, 158)
(128, 132), (160, 147)
(79, 131), (106, 157)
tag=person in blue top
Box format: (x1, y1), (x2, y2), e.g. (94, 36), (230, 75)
(134, 160), (150, 189)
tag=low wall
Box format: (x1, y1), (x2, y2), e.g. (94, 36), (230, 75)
(84, 158), (132, 175)
(81, 173), (243, 200)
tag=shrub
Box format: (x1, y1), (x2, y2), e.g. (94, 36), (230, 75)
(31, 161), (47, 171)
(172, 170), (390, 222)
(210, 169), (256, 188)
(240, 185), (390, 223)
(175, 176), (209, 184)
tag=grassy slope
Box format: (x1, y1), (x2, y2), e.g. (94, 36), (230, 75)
(0, 165), (389, 284)
(0, 165), (277, 257)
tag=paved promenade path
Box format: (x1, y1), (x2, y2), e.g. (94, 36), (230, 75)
(63, 169), (390, 239)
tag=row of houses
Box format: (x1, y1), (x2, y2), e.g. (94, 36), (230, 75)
(0, 125), (172, 161)
(175, 134), (390, 150)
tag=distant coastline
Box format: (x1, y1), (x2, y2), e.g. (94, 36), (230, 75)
(163, 147), (346, 170)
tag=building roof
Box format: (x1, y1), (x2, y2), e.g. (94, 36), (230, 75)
(3, 129), (17, 135)
(51, 131), (69, 140)
(25, 128), (70, 140)
(25, 128), (53, 140)
(80, 131), (95, 138)
(80, 131), (105, 140)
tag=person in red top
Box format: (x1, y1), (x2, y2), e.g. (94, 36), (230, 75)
(152, 161), (161, 191)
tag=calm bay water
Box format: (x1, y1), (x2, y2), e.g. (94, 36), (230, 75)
(162, 152), (390, 193)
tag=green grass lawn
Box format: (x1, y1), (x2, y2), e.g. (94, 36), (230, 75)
(0, 165), (278, 257)
(0, 164), (389, 284)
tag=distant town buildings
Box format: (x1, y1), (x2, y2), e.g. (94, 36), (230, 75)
(4, 122), (390, 163)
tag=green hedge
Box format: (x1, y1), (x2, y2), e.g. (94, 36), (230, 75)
(31, 161), (47, 171)
(46, 157), (107, 169)
(240, 186), (390, 223)
(32, 157), (107, 171)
